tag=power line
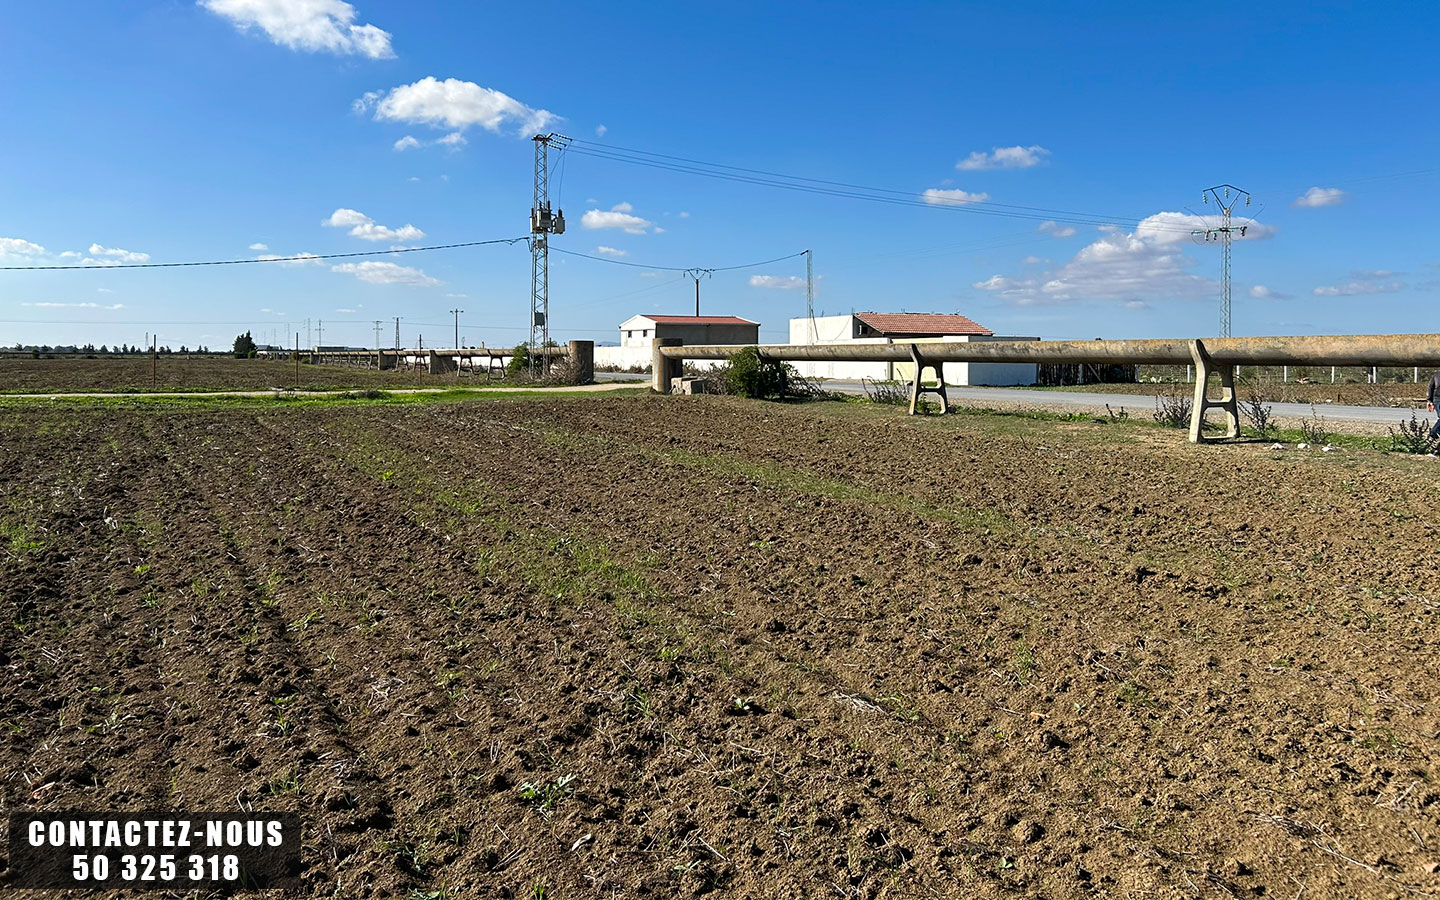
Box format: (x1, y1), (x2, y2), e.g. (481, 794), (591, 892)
(568, 138), (1153, 227)
(551, 246), (809, 273)
(565, 140), (1214, 235)
(0, 237), (530, 271)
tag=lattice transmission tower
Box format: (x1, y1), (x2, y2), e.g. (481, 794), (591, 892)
(529, 133), (569, 376)
(1192, 184), (1251, 338)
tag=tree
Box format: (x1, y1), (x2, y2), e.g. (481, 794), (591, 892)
(233, 331), (257, 359)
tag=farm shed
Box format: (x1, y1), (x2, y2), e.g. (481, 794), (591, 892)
(787, 312), (1040, 386)
(595, 314), (760, 370)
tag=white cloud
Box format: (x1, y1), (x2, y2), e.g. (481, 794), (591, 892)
(21, 301), (124, 309)
(97, 287), (113, 293)
(596, 246), (627, 257)
(351, 222), (424, 242)
(393, 135), (420, 152)
(322, 208), (370, 228)
(436, 131), (467, 148)
(678, 211), (690, 218)
(595, 124), (607, 137)
(257, 251), (323, 267)
(973, 210), (1274, 306)
(1292, 186), (1346, 209)
(1038, 220), (1077, 239)
(1124, 300), (1148, 310)
(331, 261), (440, 285)
(749, 275), (806, 290)
(581, 203), (654, 234)
(1249, 284), (1290, 300)
(956, 145), (1050, 171)
(639, 271), (662, 278)
(199, 0), (394, 59)
(921, 188), (990, 206)
(1021, 255), (1045, 264)
(1312, 271), (1406, 296)
(322, 208), (424, 242)
(86, 243), (150, 263)
(335, 308), (358, 313)
(0, 236), (45, 257)
(248, 242), (269, 251)
(444, 292), (468, 298)
(356, 76), (556, 136)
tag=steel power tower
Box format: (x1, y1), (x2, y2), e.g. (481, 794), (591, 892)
(529, 133), (570, 376)
(1192, 184), (1251, 338)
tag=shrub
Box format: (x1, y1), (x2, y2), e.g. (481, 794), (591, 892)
(862, 379), (908, 407)
(726, 347), (789, 399)
(1388, 412), (1437, 454)
(1240, 381), (1276, 437)
(1153, 386), (1193, 428)
(506, 343), (532, 379)
(1299, 406), (1331, 445)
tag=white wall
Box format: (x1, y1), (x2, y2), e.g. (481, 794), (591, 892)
(594, 345), (726, 371)
(783, 323), (1040, 386)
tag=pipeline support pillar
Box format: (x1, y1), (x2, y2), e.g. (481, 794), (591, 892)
(1189, 339), (1240, 443)
(568, 340), (595, 385)
(652, 338), (683, 393)
(908, 344), (949, 416)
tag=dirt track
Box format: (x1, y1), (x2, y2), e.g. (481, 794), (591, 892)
(2, 396), (1438, 898)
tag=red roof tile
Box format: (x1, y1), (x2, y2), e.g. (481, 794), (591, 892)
(854, 312), (993, 336)
(641, 315), (758, 325)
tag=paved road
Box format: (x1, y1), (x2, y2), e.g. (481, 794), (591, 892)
(812, 380), (1423, 425)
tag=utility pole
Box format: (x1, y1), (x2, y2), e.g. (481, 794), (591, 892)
(1192, 184), (1252, 338)
(684, 268), (713, 316)
(306, 317), (312, 348)
(394, 317), (401, 350)
(805, 249), (816, 342)
(530, 133), (570, 376)
(450, 308), (464, 380)
(316, 319), (323, 348)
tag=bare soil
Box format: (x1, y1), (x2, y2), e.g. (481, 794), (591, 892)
(0, 357), (436, 394)
(2, 395), (1438, 898)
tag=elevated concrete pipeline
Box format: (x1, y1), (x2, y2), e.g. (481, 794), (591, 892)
(659, 334), (1440, 367)
(652, 333), (1440, 443)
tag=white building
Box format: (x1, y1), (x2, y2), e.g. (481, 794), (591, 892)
(596, 314), (760, 370)
(788, 312), (1038, 386)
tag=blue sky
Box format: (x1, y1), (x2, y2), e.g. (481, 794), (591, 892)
(2, 1), (1437, 349)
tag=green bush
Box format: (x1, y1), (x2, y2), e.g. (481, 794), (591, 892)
(725, 347), (790, 399)
(506, 343), (531, 378)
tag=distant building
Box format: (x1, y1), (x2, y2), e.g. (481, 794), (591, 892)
(788, 312), (1038, 386)
(617, 314), (759, 348)
(597, 314), (760, 370)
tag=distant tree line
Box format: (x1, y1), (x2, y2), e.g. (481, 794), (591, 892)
(8, 342), (213, 355)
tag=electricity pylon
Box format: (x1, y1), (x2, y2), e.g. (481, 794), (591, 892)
(1193, 184), (1252, 338)
(530, 133), (570, 376)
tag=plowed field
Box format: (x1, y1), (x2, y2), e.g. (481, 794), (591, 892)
(2, 396), (1438, 898)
